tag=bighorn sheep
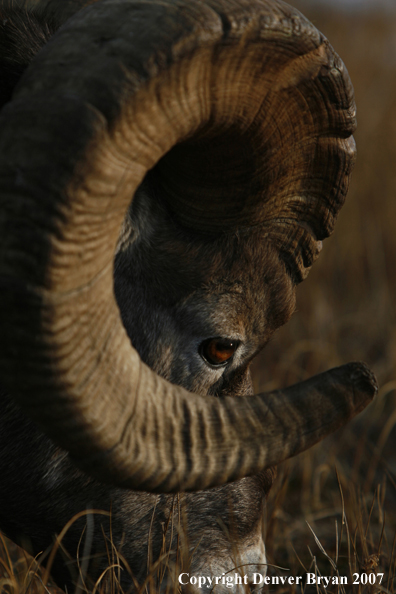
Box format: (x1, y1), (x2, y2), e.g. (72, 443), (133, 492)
(0, 0), (377, 591)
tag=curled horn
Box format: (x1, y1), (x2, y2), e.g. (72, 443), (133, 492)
(0, 0), (376, 491)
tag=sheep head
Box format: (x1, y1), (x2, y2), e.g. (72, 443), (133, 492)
(0, 0), (376, 494)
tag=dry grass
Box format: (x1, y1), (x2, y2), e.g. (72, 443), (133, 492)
(1, 2), (396, 593)
(251, 2), (396, 592)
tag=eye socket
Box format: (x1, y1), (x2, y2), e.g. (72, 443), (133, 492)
(199, 337), (240, 367)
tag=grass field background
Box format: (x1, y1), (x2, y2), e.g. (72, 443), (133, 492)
(251, 1), (396, 590)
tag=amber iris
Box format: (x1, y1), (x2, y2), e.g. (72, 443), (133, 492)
(200, 338), (240, 367)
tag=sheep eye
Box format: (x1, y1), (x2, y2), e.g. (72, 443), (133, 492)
(200, 337), (240, 367)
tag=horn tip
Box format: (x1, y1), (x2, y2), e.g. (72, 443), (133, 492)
(348, 361), (378, 402)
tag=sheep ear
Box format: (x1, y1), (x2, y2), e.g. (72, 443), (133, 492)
(0, 3), (56, 108)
